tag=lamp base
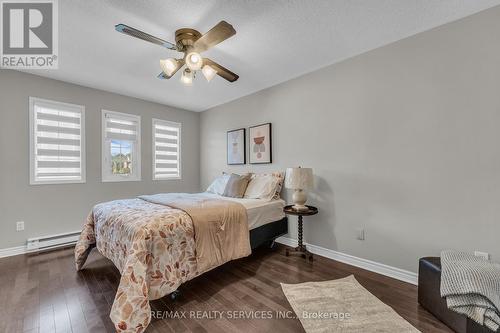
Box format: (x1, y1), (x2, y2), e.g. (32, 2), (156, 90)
(292, 189), (308, 211)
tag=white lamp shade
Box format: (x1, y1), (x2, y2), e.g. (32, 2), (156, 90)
(160, 58), (178, 76)
(202, 65), (217, 82)
(180, 69), (194, 86)
(285, 167), (313, 190)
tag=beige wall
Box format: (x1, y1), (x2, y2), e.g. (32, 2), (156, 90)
(0, 70), (200, 249)
(200, 7), (500, 272)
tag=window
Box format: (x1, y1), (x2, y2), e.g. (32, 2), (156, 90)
(102, 110), (141, 182)
(152, 119), (181, 180)
(29, 97), (85, 185)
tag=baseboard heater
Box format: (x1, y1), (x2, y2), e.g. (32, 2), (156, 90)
(26, 230), (81, 253)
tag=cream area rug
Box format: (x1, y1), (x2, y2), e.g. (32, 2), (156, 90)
(281, 275), (420, 333)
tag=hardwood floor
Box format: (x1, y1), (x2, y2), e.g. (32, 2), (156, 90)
(0, 245), (452, 333)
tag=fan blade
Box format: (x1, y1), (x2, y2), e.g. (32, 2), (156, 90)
(193, 21), (236, 53)
(115, 24), (177, 50)
(158, 72), (170, 80)
(203, 58), (239, 82)
(159, 59), (184, 79)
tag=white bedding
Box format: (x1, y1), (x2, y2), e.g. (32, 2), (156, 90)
(198, 192), (286, 230)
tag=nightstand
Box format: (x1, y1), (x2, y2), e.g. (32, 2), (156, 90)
(283, 205), (318, 261)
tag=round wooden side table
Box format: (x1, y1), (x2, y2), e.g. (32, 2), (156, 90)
(283, 205), (318, 261)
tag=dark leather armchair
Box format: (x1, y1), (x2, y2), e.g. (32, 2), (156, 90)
(418, 257), (496, 333)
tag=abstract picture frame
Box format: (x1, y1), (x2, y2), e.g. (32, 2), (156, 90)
(227, 128), (246, 165)
(249, 123), (272, 164)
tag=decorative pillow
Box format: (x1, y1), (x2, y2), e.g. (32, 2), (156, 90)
(244, 174), (279, 200)
(206, 173), (230, 195)
(223, 173), (252, 198)
(271, 171), (285, 199)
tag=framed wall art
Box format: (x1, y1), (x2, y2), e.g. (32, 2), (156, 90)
(227, 128), (246, 165)
(249, 123), (272, 164)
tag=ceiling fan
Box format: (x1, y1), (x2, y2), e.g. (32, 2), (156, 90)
(115, 21), (239, 86)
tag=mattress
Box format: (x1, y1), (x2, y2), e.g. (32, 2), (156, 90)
(199, 192), (286, 230)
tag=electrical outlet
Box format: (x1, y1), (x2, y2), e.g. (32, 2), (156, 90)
(474, 251), (490, 260)
(16, 221), (24, 231)
(356, 228), (365, 240)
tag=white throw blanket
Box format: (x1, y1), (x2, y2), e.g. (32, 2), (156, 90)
(440, 250), (500, 332)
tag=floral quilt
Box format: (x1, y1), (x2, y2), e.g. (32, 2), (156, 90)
(75, 199), (198, 332)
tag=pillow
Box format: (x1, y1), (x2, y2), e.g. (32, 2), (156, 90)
(223, 173), (252, 198)
(244, 174), (279, 200)
(247, 171), (284, 200)
(271, 171), (285, 199)
(206, 173), (230, 195)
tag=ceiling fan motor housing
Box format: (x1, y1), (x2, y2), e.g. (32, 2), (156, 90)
(175, 28), (202, 51)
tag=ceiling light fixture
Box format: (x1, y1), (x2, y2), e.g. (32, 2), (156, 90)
(160, 58), (179, 76)
(185, 52), (203, 70)
(115, 21), (239, 86)
(181, 68), (194, 86)
(202, 65), (217, 82)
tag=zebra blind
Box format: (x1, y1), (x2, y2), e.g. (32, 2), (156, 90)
(30, 97), (85, 184)
(153, 119), (181, 180)
(104, 111), (139, 142)
(102, 110), (141, 182)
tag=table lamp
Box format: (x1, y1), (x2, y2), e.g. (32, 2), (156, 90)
(285, 167), (313, 211)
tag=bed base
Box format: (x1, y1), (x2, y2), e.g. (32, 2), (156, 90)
(249, 217), (288, 249)
(170, 217), (288, 301)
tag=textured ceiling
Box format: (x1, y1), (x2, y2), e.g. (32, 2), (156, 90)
(21, 0), (500, 112)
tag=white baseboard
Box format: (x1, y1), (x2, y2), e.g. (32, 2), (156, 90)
(1, 234), (417, 285)
(0, 245), (26, 258)
(275, 236), (418, 285)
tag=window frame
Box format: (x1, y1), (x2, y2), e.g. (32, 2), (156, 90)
(152, 118), (181, 181)
(101, 109), (141, 182)
(29, 97), (86, 185)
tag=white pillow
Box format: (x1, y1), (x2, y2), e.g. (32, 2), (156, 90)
(206, 174), (230, 195)
(244, 174), (279, 200)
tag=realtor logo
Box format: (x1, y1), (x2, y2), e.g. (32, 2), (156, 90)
(1, 0), (58, 68)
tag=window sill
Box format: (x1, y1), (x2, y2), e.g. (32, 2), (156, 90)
(153, 176), (182, 181)
(30, 179), (86, 185)
(102, 177), (142, 183)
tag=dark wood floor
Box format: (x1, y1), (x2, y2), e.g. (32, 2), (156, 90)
(0, 244), (452, 333)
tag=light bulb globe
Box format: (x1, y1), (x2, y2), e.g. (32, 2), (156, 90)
(181, 68), (194, 86)
(202, 65), (217, 82)
(186, 52), (203, 70)
(160, 58), (178, 76)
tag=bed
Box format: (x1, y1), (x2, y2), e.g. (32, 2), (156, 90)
(74, 191), (287, 333)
